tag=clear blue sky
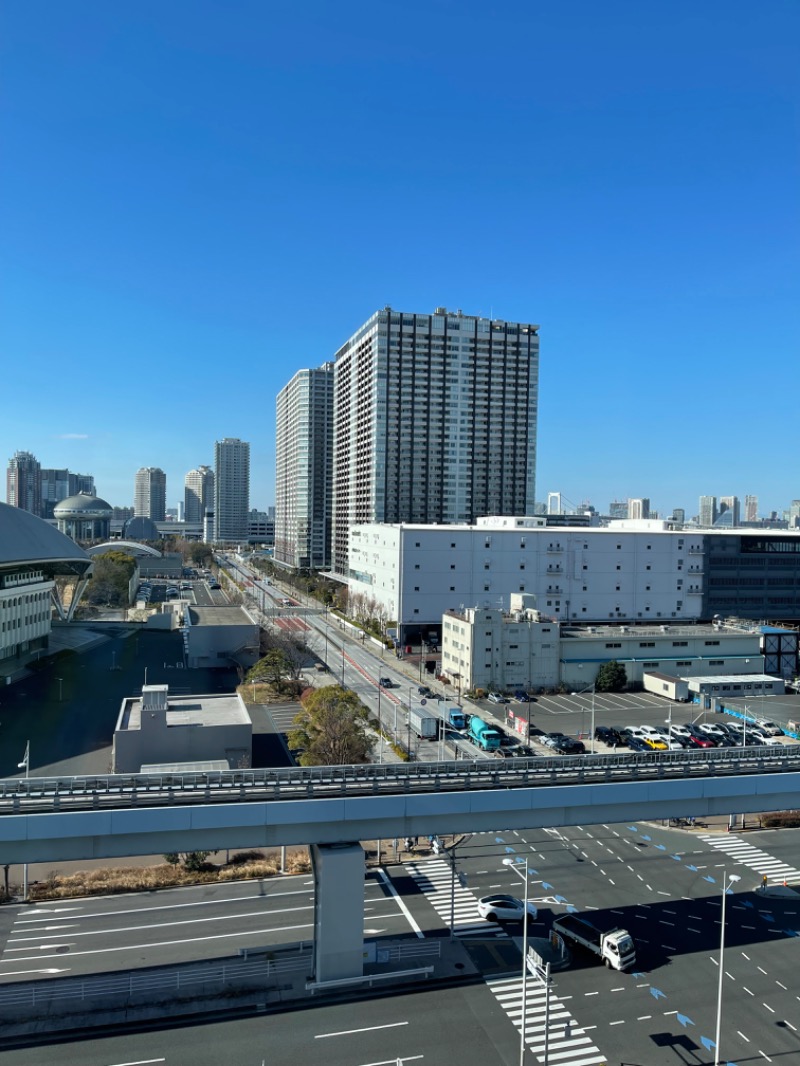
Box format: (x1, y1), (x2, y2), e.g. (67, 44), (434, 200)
(2, 1), (798, 518)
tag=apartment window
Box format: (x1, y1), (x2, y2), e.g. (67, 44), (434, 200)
(582, 586), (587, 592)
(450, 564), (455, 570)
(639, 642), (655, 648)
(643, 661), (659, 667)
(415, 542), (421, 548)
(647, 545), (652, 550)
(414, 564), (420, 570)
(484, 563), (490, 569)
(616, 544), (621, 550)
(672, 640), (688, 646)
(450, 586), (455, 591)
(484, 584), (490, 591)
(646, 565), (651, 571)
(450, 543), (456, 548)
(615, 585), (620, 591)
(646, 585), (651, 591)
(582, 564), (588, 570)
(414, 586), (420, 592)
(709, 659), (725, 666)
(704, 640), (720, 646)
(616, 565), (621, 571)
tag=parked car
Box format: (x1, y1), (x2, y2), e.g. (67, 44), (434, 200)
(669, 723), (692, 744)
(514, 691), (530, 703)
(684, 727), (715, 749)
(696, 722), (728, 742)
(488, 692), (510, 704)
(620, 726), (647, 746)
(418, 686), (434, 698)
(625, 735), (650, 752)
(642, 736), (669, 751)
(755, 718), (784, 737)
(551, 736), (585, 755)
(543, 732), (567, 748)
(379, 677), (395, 688)
(477, 895), (538, 923)
(594, 725), (623, 747)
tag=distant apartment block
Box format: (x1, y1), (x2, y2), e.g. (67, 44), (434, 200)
(6, 451), (42, 516)
(718, 495), (741, 528)
(184, 465), (215, 524)
(627, 497), (650, 520)
(275, 363), (334, 569)
(134, 467), (167, 521)
(214, 438), (250, 543)
(699, 495), (717, 527)
(745, 495), (759, 523)
(331, 306), (539, 576)
(608, 500), (628, 520)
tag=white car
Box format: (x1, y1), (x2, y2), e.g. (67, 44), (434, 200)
(755, 718), (784, 737)
(477, 894), (538, 923)
(696, 722), (727, 740)
(669, 723), (692, 742)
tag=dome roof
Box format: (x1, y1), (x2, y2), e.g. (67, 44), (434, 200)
(123, 516), (161, 541)
(53, 492), (113, 517)
(0, 503), (90, 566)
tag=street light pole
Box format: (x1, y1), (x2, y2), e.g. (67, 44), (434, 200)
(503, 857), (530, 1066)
(18, 742), (29, 901)
(714, 871), (741, 1066)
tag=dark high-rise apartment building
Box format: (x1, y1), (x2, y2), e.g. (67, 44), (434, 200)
(134, 467), (167, 521)
(6, 451), (42, 516)
(330, 306), (539, 575)
(214, 438), (250, 543)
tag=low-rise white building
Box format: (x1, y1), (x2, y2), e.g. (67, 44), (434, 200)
(441, 603), (782, 695)
(183, 605), (260, 670)
(349, 517), (706, 644)
(112, 684), (252, 773)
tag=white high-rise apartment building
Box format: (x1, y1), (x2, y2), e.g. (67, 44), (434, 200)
(275, 363), (334, 569)
(627, 497), (651, 520)
(699, 495), (717, 527)
(745, 495), (758, 523)
(6, 451), (42, 516)
(184, 465), (215, 524)
(134, 467), (166, 521)
(214, 438), (250, 544)
(331, 306), (539, 575)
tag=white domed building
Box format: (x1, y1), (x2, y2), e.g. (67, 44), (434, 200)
(54, 492), (113, 543)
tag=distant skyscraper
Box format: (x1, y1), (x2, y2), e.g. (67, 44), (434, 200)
(699, 495), (717, 527)
(745, 495), (759, 523)
(6, 451), (42, 516)
(214, 438), (250, 543)
(719, 495), (740, 527)
(330, 307), (539, 576)
(275, 363), (334, 569)
(134, 467), (167, 521)
(184, 465), (215, 524)
(671, 508), (686, 525)
(627, 497), (650, 520)
(608, 500), (628, 520)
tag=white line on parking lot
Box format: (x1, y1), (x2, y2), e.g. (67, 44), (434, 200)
(316, 1022), (409, 1039)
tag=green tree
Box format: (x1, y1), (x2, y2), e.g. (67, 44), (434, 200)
(288, 685), (374, 766)
(594, 660), (627, 692)
(247, 648), (292, 687)
(84, 551), (136, 606)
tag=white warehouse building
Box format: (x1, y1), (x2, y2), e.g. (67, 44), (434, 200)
(348, 516), (706, 645)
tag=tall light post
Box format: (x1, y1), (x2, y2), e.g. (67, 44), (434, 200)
(18, 742), (29, 901)
(714, 871), (741, 1066)
(503, 857), (532, 1066)
(571, 681), (596, 752)
(55, 677), (63, 702)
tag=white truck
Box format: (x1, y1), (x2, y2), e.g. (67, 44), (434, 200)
(552, 914), (636, 971)
(408, 705), (439, 740)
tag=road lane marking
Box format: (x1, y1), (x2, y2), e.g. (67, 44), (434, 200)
(316, 1021), (409, 1039)
(107, 1060), (166, 1065)
(374, 868), (423, 939)
(15, 889), (314, 924)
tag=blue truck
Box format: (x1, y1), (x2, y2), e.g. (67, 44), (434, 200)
(447, 706), (468, 731)
(468, 716), (503, 751)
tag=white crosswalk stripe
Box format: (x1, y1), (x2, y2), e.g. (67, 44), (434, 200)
(698, 834), (800, 885)
(405, 859), (505, 938)
(488, 975), (607, 1065)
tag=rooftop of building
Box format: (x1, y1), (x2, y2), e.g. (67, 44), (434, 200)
(117, 690), (250, 732)
(561, 621), (768, 640)
(687, 673), (781, 685)
(187, 605), (256, 626)
(53, 492), (113, 516)
(0, 502), (91, 568)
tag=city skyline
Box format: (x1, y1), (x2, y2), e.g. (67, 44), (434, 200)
(2, 3), (798, 517)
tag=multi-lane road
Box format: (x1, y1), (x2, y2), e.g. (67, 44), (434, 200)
(2, 822), (799, 1065)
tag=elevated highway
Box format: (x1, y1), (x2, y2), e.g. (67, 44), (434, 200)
(1, 746), (798, 864)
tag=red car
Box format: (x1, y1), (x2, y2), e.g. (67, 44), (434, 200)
(686, 732), (715, 749)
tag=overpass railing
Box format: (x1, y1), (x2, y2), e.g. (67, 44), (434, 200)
(1, 747), (799, 815)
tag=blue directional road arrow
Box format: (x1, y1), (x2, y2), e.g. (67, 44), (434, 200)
(650, 987), (667, 1001)
(505, 846), (516, 854)
(495, 837), (505, 844)
(641, 834), (651, 841)
(654, 844), (666, 851)
(676, 1013), (695, 1028)
(703, 875), (717, 884)
(541, 882), (554, 891)
(685, 864), (697, 871)
(627, 826), (638, 832)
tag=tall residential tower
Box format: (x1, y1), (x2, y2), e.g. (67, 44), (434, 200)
(184, 465), (215, 524)
(6, 451), (42, 516)
(331, 306), (539, 575)
(134, 467), (167, 521)
(275, 363), (334, 569)
(214, 438), (250, 543)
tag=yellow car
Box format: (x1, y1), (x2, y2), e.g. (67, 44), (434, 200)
(643, 736), (668, 751)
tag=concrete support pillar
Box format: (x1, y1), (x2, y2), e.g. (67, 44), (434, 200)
(311, 842), (365, 983)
